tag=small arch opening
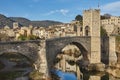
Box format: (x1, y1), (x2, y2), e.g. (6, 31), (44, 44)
(0, 52), (33, 80)
(85, 26), (90, 36)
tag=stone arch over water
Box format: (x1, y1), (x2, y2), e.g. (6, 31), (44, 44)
(70, 42), (89, 61)
(52, 42), (89, 80)
(46, 37), (91, 72)
(0, 51), (34, 63)
(0, 51), (35, 63)
(0, 42), (39, 62)
(0, 41), (43, 73)
(0, 52), (34, 80)
(55, 41), (90, 64)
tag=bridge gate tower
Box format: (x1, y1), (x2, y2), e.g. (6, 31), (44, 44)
(83, 9), (101, 63)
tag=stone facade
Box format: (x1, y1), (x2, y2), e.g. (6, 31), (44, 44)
(101, 16), (120, 26)
(101, 16), (120, 35)
(103, 24), (114, 35)
(101, 36), (117, 65)
(13, 22), (19, 29)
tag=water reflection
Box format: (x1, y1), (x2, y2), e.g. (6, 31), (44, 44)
(53, 69), (120, 80)
(53, 44), (120, 80)
(53, 70), (77, 80)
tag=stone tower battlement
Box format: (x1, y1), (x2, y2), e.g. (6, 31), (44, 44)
(83, 9), (100, 37)
(84, 9), (100, 12)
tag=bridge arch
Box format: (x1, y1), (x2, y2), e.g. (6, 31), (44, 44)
(69, 42), (89, 61)
(0, 42), (39, 62)
(0, 51), (34, 63)
(46, 37), (91, 71)
(0, 51), (36, 62)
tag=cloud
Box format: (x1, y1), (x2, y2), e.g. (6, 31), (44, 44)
(60, 9), (69, 15)
(101, 1), (120, 15)
(45, 9), (69, 16)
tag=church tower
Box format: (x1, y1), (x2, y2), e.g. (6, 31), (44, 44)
(83, 9), (101, 63)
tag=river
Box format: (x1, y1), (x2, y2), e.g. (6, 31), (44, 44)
(52, 69), (120, 80)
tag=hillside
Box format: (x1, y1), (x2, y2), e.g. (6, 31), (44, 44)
(9, 17), (31, 27)
(9, 17), (63, 27)
(0, 14), (15, 28)
(0, 14), (63, 28)
(31, 20), (62, 27)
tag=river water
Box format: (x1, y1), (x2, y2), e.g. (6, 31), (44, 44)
(53, 70), (77, 80)
(53, 69), (120, 80)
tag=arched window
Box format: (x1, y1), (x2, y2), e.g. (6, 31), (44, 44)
(74, 25), (77, 32)
(80, 27), (82, 32)
(85, 26), (90, 36)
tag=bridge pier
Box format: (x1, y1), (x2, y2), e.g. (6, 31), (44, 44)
(108, 36), (117, 65)
(101, 36), (117, 65)
(77, 65), (82, 80)
(34, 40), (49, 79)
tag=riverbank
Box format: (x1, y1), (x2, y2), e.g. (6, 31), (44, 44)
(106, 63), (120, 78)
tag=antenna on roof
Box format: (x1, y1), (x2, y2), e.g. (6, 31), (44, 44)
(98, 0), (100, 8)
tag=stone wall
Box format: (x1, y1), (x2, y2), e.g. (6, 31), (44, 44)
(101, 36), (117, 65)
(0, 41), (39, 61)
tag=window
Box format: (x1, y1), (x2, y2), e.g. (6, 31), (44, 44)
(85, 26), (90, 36)
(80, 27), (82, 32)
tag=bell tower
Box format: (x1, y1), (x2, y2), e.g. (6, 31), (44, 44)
(83, 9), (101, 63)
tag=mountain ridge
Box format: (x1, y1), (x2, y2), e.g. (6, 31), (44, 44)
(0, 14), (63, 28)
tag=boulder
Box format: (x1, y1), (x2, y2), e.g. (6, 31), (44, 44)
(106, 68), (120, 78)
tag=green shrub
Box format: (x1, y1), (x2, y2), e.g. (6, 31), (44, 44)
(29, 70), (44, 80)
(18, 34), (39, 41)
(100, 27), (107, 37)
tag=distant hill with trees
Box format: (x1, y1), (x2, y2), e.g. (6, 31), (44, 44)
(101, 13), (112, 20)
(0, 14), (15, 28)
(0, 14), (63, 28)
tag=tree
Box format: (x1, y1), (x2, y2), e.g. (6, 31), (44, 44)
(101, 13), (111, 20)
(27, 35), (39, 40)
(100, 27), (108, 37)
(75, 15), (83, 21)
(18, 34), (27, 41)
(18, 34), (39, 41)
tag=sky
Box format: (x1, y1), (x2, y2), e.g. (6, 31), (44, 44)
(0, 0), (120, 23)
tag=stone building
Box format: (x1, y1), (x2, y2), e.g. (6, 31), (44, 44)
(13, 22), (19, 29)
(82, 9), (117, 65)
(101, 16), (120, 25)
(71, 20), (83, 36)
(20, 26), (32, 37)
(101, 16), (120, 35)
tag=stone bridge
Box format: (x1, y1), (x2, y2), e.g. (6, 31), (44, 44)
(0, 36), (116, 79)
(46, 36), (91, 71)
(0, 41), (39, 61)
(0, 36), (92, 78)
(0, 40), (48, 76)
